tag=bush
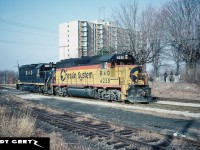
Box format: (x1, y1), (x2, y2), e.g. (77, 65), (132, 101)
(181, 68), (200, 85)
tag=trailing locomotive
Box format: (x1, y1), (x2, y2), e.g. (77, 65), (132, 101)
(16, 53), (152, 103)
(16, 63), (56, 93)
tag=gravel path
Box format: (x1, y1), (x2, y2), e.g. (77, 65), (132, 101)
(157, 101), (200, 108)
(18, 93), (200, 118)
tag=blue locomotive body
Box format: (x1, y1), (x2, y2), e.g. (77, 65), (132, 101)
(16, 63), (55, 92)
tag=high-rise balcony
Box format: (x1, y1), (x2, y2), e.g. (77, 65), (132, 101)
(96, 39), (103, 44)
(96, 30), (103, 34)
(79, 36), (87, 41)
(80, 32), (87, 36)
(81, 37), (87, 42)
(96, 25), (103, 30)
(81, 27), (87, 32)
(80, 42), (87, 47)
(80, 26), (87, 32)
(79, 21), (87, 27)
(79, 46), (87, 50)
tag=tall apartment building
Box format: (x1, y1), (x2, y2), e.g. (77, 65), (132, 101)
(59, 20), (118, 60)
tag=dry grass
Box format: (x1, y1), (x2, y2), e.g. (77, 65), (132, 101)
(10, 95), (63, 115)
(0, 107), (36, 137)
(48, 132), (93, 150)
(74, 114), (93, 122)
(35, 130), (71, 150)
(150, 82), (200, 100)
(169, 138), (184, 150)
(49, 132), (70, 150)
(0, 106), (6, 116)
(137, 130), (163, 141)
(91, 120), (102, 125)
(0, 94), (94, 149)
(109, 124), (125, 131)
(0, 106), (92, 150)
(189, 128), (200, 134)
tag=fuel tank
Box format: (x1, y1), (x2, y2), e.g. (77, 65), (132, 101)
(22, 85), (36, 92)
(67, 88), (95, 98)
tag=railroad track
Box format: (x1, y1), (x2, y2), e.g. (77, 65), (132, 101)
(1, 93), (200, 149)
(29, 108), (200, 149)
(32, 107), (171, 150)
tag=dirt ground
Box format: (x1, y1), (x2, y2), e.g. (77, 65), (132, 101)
(150, 82), (200, 100)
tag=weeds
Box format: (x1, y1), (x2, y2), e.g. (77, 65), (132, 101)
(0, 108), (35, 137)
(0, 106), (93, 150)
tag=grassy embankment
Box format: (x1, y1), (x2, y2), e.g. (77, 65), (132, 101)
(0, 107), (91, 150)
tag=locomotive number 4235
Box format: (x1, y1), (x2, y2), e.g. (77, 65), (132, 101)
(100, 78), (110, 83)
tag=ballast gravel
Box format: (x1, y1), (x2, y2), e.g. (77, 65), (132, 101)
(19, 93), (200, 118)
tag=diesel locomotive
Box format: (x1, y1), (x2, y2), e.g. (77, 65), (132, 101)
(16, 53), (152, 103)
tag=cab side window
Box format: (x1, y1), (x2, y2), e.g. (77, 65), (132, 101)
(102, 62), (107, 69)
(111, 60), (115, 68)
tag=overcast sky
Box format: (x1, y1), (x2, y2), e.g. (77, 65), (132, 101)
(0, 0), (167, 71)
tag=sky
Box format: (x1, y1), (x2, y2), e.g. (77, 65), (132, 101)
(0, 0), (167, 71)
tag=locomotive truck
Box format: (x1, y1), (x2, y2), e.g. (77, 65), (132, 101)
(16, 53), (152, 103)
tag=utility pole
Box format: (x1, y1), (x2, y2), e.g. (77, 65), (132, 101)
(4, 69), (6, 85)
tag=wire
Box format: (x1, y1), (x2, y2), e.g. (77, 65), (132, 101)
(0, 39), (56, 47)
(0, 28), (58, 39)
(0, 17), (57, 34)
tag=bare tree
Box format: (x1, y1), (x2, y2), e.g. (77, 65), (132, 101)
(139, 6), (166, 76)
(162, 0), (200, 82)
(112, 1), (139, 57)
(112, 1), (166, 77)
(0, 70), (18, 84)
